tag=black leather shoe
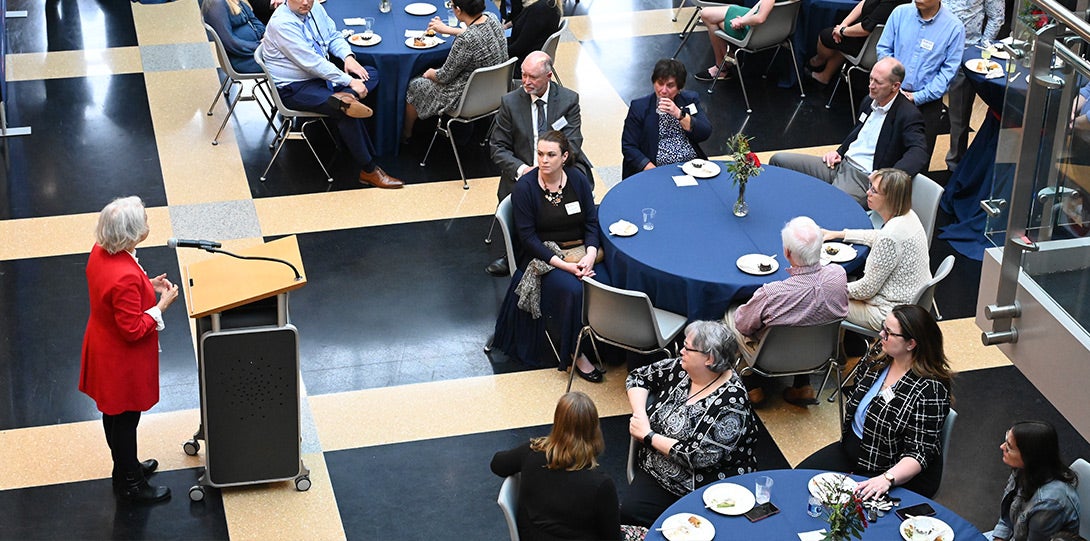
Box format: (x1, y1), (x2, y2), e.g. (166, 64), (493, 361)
(486, 256), (510, 277)
(118, 471), (171, 504)
(574, 365), (604, 383)
(113, 459), (160, 492)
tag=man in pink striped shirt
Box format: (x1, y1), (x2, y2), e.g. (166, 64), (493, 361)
(725, 216), (848, 406)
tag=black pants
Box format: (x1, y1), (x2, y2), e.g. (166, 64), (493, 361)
(916, 99), (944, 161)
(103, 411), (141, 476)
(796, 431), (943, 498)
(619, 468), (683, 527)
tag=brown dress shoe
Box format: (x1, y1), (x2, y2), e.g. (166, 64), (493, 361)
(783, 385), (818, 407)
(748, 388), (765, 407)
(328, 92), (373, 118)
(359, 167), (404, 189)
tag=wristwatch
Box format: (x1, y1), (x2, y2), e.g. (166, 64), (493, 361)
(837, 26), (845, 38)
(883, 471), (896, 485)
(644, 431), (657, 446)
(678, 107), (689, 120)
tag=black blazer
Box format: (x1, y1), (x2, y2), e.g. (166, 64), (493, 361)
(837, 93), (928, 177)
(621, 89), (712, 179)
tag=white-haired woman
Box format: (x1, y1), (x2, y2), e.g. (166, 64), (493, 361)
(621, 321), (759, 526)
(80, 196), (179, 504)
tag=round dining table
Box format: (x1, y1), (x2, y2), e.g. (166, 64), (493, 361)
(323, 0), (500, 156)
(646, 469), (987, 541)
(598, 164), (872, 321)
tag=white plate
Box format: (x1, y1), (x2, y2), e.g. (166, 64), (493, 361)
(702, 482), (755, 516)
(900, 516), (955, 541)
(609, 220), (638, 237)
(988, 49), (1010, 60)
(736, 254), (778, 276)
(681, 160), (720, 178)
(405, 2), (438, 15)
(660, 513), (715, 541)
(965, 58), (1002, 75)
(405, 36), (443, 49)
(348, 33), (382, 46)
(808, 472), (858, 503)
(820, 242), (857, 263)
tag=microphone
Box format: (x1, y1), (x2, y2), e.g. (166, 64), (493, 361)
(167, 238), (222, 250)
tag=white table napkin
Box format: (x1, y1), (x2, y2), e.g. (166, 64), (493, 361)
(672, 174), (698, 187)
(797, 530), (827, 541)
(344, 18), (368, 25)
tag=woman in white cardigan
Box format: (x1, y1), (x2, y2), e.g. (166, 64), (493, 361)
(823, 168), (931, 330)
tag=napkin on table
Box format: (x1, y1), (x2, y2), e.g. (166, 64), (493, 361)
(672, 175), (698, 187)
(797, 530), (828, 541)
(344, 18), (368, 25)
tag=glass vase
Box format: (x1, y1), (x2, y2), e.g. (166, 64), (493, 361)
(733, 181), (749, 217)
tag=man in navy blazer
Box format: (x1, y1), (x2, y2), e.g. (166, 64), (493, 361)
(770, 57), (928, 206)
(621, 59), (712, 179)
(487, 51), (593, 276)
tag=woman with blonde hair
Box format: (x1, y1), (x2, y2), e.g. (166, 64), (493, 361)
(201, 0), (266, 73)
(491, 392), (621, 540)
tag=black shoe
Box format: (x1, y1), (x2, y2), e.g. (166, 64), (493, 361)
(574, 365), (604, 383)
(694, 69), (732, 82)
(113, 459), (159, 492)
(118, 471), (171, 504)
(486, 256), (510, 277)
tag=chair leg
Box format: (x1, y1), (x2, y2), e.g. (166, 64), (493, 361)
(671, 0), (686, 22)
(825, 70), (844, 110)
(706, 54), (735, 96)
(261, 122), (292, 182)
(484, 215), (498, 244)
(735, 57), (752, 114)
(484, 333), (494, 352)
(786, 41), (806, 98)
(446, 122), (470, 190)
(420, 118), (443, 167)
(671, 17), (698, 59)
(207, 75), (231, 116)
(300, 120), (334, 183)
(212, 80), (244, 146)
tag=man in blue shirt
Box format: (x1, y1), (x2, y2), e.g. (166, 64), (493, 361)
(944, 0), (1003, 169)
(877, 0), (964, 159)
(264, 0), (403, 188)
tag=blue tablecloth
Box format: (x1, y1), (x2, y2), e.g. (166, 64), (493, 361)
(647, 469), (986, 541)
(324, 0), (500, 156)
(598, 164), (872, 321)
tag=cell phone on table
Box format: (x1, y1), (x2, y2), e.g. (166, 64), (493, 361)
(895, 502), (937, 521)
(744, 502), (780, 522)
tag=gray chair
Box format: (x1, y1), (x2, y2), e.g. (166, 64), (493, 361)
(1070, 458), (1090, 540)
(253, 44), (336, 183)
(483, 195), (515, 353)
(566, 277), (688, 392)
(497, 474), (520, 541)
(738, 320), (845, 423)
(203, 22), (274, 146)
(869, 173), (945, 250)
(627, 436), (637, 484)
(940, 408), (957, 466)
(825, 24), (885, 120)
(540, 19), (568, 86)
(421, 56), (518, 190)
(708, 0), (805, 114)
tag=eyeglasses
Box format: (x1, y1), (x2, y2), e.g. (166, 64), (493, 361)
(681, 344), (709, 354)
(879, 324), (908, 340)
(867, 184), (883, 195)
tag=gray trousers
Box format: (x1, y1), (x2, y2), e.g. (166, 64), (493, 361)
(769, 152), (870, 208)
(945, 70), (973, 169)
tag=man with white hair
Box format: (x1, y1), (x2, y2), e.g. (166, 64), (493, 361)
(725, 217), (849, 406)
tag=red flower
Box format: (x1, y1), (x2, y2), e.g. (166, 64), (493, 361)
(746, 151), (761, 167)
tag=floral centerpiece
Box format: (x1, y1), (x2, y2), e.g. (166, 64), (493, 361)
(725, 133), (762, 217)
(817, 478), (869, 541)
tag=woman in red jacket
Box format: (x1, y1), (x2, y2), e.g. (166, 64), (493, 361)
(80, 196), (179, 504)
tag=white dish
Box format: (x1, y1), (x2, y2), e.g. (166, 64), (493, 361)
(405, 36), (443, 49)
(405, 2), (438, 15)
(808, 472), (858, 503)
(702, 482), (755, 516)
(348, 33), (382, 46)
(988, 49), (1010, 60)
(820, 242), (857, 263)
(609, 220), (638, 237)
(736, 254), (778, 276)
(900, 516), (955, 541)
(681, 159), (721, 179)
(965, 58), (1001, 75)
(660, 513), (715, 541)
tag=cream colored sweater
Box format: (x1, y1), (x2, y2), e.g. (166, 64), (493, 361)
(843, 210), (931, 314)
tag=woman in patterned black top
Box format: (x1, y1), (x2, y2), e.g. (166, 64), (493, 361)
(799, 304), (952, 498)
(621, 321), (758, 527)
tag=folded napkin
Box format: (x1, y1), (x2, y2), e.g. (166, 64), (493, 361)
(672, 174), (698, 187)
(405, 30), (425, 37)
(798, 530), (827, 541)
(344, 17), (368, 25)
(985, 69), (1005, 79)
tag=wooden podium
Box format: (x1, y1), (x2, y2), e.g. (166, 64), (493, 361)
(179, 236), (311, 501)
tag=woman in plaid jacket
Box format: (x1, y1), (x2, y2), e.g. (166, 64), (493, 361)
(799, 304), (952, 498)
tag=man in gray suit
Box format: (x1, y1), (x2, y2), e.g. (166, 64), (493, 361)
(487, 50), (593, 276)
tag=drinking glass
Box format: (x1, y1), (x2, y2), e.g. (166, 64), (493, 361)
(362, 17), (375, 38)
(642, 208), (656, 231)
(755, 475), (773, 504)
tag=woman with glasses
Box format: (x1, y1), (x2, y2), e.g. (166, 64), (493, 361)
(620, 321), (758, 526)
(990, 421), (1081, 541)
(822, 167), (930, 331)
(798, 304), (952, 498)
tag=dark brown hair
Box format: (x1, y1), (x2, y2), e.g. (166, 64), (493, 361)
(530, 392), (605, 471)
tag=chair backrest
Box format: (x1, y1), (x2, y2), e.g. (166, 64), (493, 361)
(253, 44), (312, 118)
(912, 173), (944, 247)
(747, 319), (842, 374)
(846, 24), (884, 70)
(940, 408), (957, 465)
(497, 474), (520, 541)
(1070, 458), (1090, 539)
(582, 277), (664, 350)
(204, 22), (260, 81)
(451, 56), (518, 119)
(736, 0), (801, 51)
(541, 18), (567, 62)
(912, 254), (955, 311)
(495, 195), (516, 277)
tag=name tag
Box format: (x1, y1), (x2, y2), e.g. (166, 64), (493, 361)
(552, 116), (569, 130)
(686, 103), (698, 115)
(880, 387), (896, 403)
(858, 111), (869, 123)
(565, 201), (582, 215)
(920, 39), (934, 51)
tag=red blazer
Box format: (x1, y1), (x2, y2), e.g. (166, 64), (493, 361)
(79, 244), (161, 415)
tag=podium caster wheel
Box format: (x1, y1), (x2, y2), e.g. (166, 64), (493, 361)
(189, 486), (206, 502)
(295, 475), (311, 492)
(183, 439), (200, 456)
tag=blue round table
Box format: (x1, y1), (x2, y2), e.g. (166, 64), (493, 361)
(323, 0), (500, 156)
(598, 164), (872, 321)
(646, 469), (986, 541)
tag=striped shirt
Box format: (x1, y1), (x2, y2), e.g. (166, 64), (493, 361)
(733, 263), (849, 339)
